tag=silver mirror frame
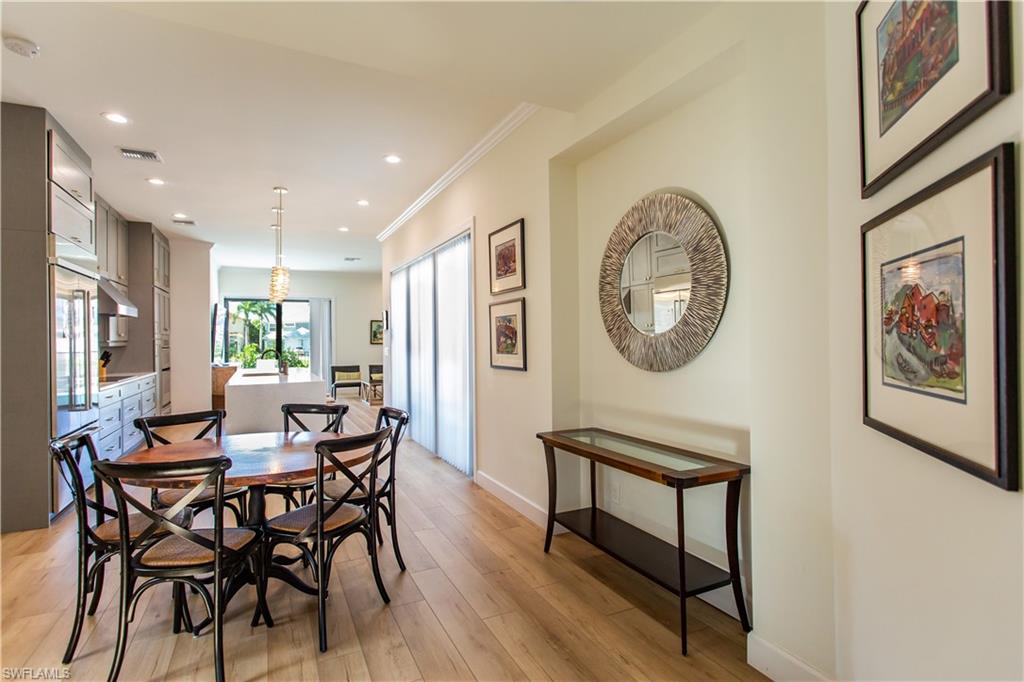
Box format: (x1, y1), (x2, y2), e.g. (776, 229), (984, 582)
(598, 192), (728, 371)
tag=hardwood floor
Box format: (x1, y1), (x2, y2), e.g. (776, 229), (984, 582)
(1, 398), (766, 681)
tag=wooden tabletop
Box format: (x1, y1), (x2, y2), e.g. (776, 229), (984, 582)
(116, 431), (372, 488)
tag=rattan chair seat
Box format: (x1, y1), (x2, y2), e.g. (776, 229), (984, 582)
(138, 528), (256, 568)
(268, 503), (364, 534)
(321, 478), (384, 501)
(156, 485), (245, 506)
(93, 511), (188, 543)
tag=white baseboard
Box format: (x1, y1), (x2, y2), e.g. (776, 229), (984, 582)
(474, 470), (566, 533)
(747, 632), (830, 682)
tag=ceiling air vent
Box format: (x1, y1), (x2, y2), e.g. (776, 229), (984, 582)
(119, 147), (163, 162)
(343, 257), (361, 262)
(172, 219), (195, 226)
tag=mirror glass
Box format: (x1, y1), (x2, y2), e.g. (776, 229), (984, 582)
(620, 231), (691, 335)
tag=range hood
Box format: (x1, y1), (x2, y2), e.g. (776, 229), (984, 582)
(97, 278), (138, 317)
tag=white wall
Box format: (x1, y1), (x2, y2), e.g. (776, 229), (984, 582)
(825, 3), (1024, 679)
(169, 237), (213, 412)
(573, 76), (752, 604)
(218, 267), (383, 377)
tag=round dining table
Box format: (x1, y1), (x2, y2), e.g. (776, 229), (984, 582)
(117, 431), (375, 625)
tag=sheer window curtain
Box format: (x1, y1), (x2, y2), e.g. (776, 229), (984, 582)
(387, 231), (473, 475)
(435, 234), (473, 474)
(308, 298), (332, 383)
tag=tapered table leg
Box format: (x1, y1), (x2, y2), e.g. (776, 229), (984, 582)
(676, 484), (688, 655)
(543, 444), (557, 553)
(726, 477), (752, 632)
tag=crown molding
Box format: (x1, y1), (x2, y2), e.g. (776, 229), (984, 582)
(377, 102), (540, 242)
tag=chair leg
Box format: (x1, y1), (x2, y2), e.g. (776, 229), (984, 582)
(226, 501), (245, 527)
(317, 539), (328, 652)
(61, 539), (90, 664)
(367, 528), (390, 604)
(386, 498), (406, 572)
(107, 570), (133, 682)
(213, 578), (225, 682)
(375, 513), (385, 547)
(251, 547), (275, 628)
(172, 583), (183, 634)
(87, 558), (106, 616)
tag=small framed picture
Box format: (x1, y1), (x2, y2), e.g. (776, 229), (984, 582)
(856, 1), (1010, 197)
(861, 143), (1017, 489)
(489, 297), (526, 371)
(369, 319), (384, 345)
(489, 218), (525, 295)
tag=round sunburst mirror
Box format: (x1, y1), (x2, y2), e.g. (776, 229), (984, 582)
(599, 192), (728, 372)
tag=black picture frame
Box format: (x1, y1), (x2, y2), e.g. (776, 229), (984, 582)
(369, 319), (384, 345)
(860, 143), (1017, 490)
(489, 297), (527, 371)
(856, 0), (1011, 198)
(488, 218), (526, 295)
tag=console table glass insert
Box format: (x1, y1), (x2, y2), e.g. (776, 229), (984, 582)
(536, 427), (751, 655)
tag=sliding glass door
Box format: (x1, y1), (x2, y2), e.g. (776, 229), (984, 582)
(389, 233), (474, 474)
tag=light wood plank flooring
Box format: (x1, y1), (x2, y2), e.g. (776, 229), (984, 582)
(1, 398), (766, 681)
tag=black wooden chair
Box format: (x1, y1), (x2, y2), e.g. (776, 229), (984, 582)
(330, 364), (361, 399)
(135, 410), (247, 525)
(92, 456), (266, 682)
(367, 364), (384, 402)
(263, 426), (393, 652)
(266, 403), (350, 511)
(49, 428), (191, 665)
(324, 407), (410, 570)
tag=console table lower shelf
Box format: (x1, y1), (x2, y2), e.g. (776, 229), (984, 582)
(537, 427), (752, 656)
(555, 508), (733, 598)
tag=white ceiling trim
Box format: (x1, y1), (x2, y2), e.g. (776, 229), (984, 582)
(377, 102), (540, 242)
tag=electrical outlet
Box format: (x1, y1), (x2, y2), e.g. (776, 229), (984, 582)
(609, 481), (621, 504)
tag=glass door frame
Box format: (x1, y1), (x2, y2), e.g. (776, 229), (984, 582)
(221, 296), (310, 363)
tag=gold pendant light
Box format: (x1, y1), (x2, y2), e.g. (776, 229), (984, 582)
(269, 186), (290, 303)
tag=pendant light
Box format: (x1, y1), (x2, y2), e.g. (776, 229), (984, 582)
(268, 186), (290, 303)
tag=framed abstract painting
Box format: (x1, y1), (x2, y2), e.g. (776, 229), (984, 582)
(489, 297), (527, 371)
(489, 219), (525, 294)
(856, 0), (1010, 198)
(369, 319), (384, 345)
(861, 143), (1017, 489)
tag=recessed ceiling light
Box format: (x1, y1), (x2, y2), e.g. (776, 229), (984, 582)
(337, 227), (349, 232)
(270, 224), (280, 230)
(172, 212), (187, 219)
(146, 178), (165, 186)
(102, 112), (129, 124)
(384, 154), (402, 164)
(356, 199), (369, 207)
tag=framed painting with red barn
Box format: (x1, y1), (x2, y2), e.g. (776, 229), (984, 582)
(861, 143), (1017, 490)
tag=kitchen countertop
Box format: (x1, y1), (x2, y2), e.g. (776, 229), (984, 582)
(226, 368), (323, 387)
(99, 371), (156, 390)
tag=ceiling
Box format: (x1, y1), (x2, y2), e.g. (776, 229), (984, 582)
(1, 2), (707, 272)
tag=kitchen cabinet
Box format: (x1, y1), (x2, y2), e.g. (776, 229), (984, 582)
(94, 195), (129, 285)
(50, 182), (95, 254)
(154, 233), (170, 292)
(154, 288), (171, 338)
(48, 128), (92, 209)
(96, 373), (157, 457)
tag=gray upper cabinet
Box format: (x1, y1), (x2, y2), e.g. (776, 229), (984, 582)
(94, 195), (129, 285)
(48, 128), (92, 209)
(153, 233), (170, 291)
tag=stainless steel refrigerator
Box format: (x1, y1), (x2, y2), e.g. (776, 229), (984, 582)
(50, 259), (100, 512)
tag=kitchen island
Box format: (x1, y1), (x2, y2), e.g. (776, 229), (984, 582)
(223, 368), (327, 434)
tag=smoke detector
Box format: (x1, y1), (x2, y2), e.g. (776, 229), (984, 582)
(3, 36), (40, 59)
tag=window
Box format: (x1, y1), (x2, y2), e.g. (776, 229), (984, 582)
(222, 298), (311, 368)
(389, 232), (474, 474)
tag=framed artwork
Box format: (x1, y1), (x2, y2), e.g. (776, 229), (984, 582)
(861, 143), (1017, 489)
(369, 319), (384, 345)
(489, 297), (527, 371)
(856, 0), (1010, 198)
(489, 218), (525, 294)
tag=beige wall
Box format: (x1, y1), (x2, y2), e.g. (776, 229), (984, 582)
(169, 237), (214, 412)
(218, 267), (383, 377)
(825, 3), (1024, 679)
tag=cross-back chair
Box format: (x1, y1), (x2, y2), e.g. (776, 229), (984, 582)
(49, 428), (192, 665)
(266, 403), (350, 511)
(263, 425), (393, 652)
(92, 456), (266, 682)
(324, 406), (410, 570)
(136, 410), (248, 525)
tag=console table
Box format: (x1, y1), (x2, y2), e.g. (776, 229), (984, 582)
(536, 427), (751, 655)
